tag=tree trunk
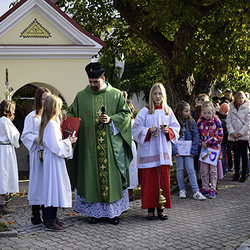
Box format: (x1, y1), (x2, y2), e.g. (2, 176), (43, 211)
(165, 69), (216, 110)
(114, 0), (216, 109)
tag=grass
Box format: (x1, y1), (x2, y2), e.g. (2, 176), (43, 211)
(0, 220), (8, 232)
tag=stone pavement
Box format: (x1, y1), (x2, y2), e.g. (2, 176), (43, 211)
(0, 171), (250, 250)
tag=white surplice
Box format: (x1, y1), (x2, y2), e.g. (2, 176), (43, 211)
(128, 119), (138, 189)
(132, 107), (180, 169)
(0, 116), (20, 194)
(21, 110), (44, 205)
(43, 120), (73, 208)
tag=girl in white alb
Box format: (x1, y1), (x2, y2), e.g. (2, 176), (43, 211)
(0, 100), (20, 214)
(38, 95), (77, 231)
(21, 87), (51, 224)
(132, 83), (180, 220)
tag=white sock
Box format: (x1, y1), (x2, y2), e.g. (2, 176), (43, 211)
(0, 195), (5, 205)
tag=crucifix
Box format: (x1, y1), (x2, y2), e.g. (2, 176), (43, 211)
(4, 69), (14, 100)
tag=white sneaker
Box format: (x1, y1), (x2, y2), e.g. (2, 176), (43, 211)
(193, 191), (206, 200)
(179, 189), (186, 199)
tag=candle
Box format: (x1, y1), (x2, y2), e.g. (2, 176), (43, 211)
(5, 69), (8, 85)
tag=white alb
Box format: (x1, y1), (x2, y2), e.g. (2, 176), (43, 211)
(43, 120), (73, 208)
(0, 116), (20, 194)
(21, 110), (44, 205)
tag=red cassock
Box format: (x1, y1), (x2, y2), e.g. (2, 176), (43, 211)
(140, 127), (175, 209)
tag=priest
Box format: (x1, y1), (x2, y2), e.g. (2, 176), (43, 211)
(67, 62), (132, 225)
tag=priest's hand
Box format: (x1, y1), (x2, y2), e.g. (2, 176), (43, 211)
(99, 114), (111, 124)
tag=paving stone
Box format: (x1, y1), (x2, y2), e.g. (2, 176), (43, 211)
(1, 172), (250, 249)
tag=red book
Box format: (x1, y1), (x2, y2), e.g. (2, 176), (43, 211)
(63, 127), (76, 139)
(61, 116), (81, 143)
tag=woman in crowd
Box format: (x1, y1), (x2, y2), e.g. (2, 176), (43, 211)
(226, 91), (250, 182)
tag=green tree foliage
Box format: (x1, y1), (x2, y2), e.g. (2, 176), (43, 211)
(56, 0), (250, 107)
(99, 49), (164, 102)
(10, 0), (250, 107)
(217, 67), (250, 95)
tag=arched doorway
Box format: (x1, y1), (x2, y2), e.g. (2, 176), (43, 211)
(12, 83), (68, 179)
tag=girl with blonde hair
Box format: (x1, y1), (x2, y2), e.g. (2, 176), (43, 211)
(132, 83), (180, 220)
(148, 83), (170, 115)
(38, 95), (77, 231)
(197, 101), (223, 198)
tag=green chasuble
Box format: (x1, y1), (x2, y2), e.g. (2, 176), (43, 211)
(67, 83), (132, 203)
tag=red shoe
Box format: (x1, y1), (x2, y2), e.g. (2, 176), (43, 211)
(200, 189), (209, 197)
(45, 220), (66, 231)
(55, 217), (67, 229)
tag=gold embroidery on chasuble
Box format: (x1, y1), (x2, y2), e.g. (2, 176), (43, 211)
(20, 19), (51, 38)
(94, 95), (109, 202)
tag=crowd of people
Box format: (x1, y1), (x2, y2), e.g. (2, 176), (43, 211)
(0, 62), (249, 231)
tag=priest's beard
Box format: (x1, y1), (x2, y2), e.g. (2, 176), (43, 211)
(91, 86), (99, 91)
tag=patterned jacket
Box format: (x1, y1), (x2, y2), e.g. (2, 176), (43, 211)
(197, 116), (223, 155)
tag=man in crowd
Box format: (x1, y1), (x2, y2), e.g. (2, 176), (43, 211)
(220, 88), (234, 103)
(67, 62), (132, 225)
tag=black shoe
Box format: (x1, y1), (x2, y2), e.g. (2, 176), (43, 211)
(158, 214), (168, 220)
(31, 216), (43, 225)
(228, 168), (233, 172)
(109, 217), (119, 225)
(239, 178), (246, 182)
(146, 214), (155, 220)
(88, 217), (99, 224)
(232, 176), (239, 181)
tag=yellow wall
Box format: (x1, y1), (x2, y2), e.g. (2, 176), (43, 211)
(0, 58), (90, 106)
(0, 10), (74, 45)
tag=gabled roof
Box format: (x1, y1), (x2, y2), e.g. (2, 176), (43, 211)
(0, 0), (106, 58)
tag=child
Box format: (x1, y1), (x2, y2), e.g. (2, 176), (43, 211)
(191, 93), (209, 118)
(37, 95), (77, 231)
(132, 83), (180, 220)
(126, 100), (138, 201)
(0, 100), (20, 214)
(212, 96), (220, 112)
(193, 104), (203, 187)
(172, 101), (206, 200)
(226, 91), (250, 182)
(21, 87), (51, 225)
(216, 102), (232, 176)
(197, 101), (223, 198)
